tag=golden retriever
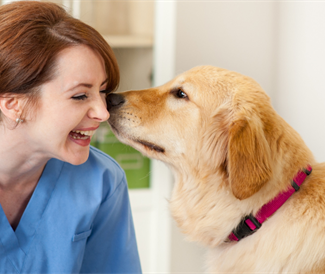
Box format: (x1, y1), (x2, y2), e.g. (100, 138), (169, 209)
(107, 66), (325, 273)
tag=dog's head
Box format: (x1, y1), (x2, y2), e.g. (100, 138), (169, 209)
(107, 66), (307, 200)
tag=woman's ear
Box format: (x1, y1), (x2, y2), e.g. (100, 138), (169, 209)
(227, 115), (272, 200)
(0, 95), (23, 121)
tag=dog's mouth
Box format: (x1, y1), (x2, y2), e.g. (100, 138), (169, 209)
(109, 123), (165, 154)
(135, 139), (165, 153)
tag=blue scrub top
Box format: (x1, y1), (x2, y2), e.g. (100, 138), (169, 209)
(0, 146), (142, 273)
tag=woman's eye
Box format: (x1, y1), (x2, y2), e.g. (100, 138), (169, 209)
(176, 89), (188, 99)
(72, 94), (88, 100)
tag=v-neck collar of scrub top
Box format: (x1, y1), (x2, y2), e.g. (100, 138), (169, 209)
(0, 158), (64, 272)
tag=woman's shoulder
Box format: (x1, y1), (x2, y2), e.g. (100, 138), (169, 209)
(56, 146), (127, 199)
(87, 145), (126, 185)
(88, 145), (124, 174)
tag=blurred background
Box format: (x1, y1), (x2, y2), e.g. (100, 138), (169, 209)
(2, 0), (325, 273)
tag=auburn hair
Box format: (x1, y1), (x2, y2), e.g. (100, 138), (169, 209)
(0, 1), (119, 120)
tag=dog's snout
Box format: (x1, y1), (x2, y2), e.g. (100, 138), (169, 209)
(107, 93), (125, 111)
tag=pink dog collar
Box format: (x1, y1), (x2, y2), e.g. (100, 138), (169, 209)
(228, 165), (312, 242)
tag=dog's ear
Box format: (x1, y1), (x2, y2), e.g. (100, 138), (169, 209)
(227, 115), (272, 200)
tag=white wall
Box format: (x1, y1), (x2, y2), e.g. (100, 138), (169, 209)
(275, 2), (325, 162)
(175, 1), (277, 98)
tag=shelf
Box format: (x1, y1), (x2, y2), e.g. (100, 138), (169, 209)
(103, 35), (153, 49)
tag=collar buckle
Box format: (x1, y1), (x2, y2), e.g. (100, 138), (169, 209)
(232, 214), (261, 241)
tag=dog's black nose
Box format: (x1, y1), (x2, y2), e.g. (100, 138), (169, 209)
(107, 93), (125, 111)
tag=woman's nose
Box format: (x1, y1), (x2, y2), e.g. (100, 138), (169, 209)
(88, 95), (110, 121)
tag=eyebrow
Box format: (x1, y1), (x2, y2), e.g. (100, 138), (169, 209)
(68, 78), (108, 91)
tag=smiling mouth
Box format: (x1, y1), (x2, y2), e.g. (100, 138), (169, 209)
(69, 130), (95, 140)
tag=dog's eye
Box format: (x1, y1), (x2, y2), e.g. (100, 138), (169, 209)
(170, 87), (189, 100)
(176, 89), (188, 99)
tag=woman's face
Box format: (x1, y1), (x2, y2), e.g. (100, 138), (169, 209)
(26, 45), (110, 165)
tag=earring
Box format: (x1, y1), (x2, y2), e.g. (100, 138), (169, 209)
(16, 117), (24, 123)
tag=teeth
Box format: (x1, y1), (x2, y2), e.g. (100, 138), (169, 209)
(71, 130), (95, 137)
(70, 135), (89, 140)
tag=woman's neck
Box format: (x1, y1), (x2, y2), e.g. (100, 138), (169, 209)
(0, 126), (49, 189)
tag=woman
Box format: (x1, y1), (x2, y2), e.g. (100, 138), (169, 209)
(0, 1), (142, 273)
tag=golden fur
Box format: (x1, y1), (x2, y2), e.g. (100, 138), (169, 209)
(107, 66), (325, 273)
